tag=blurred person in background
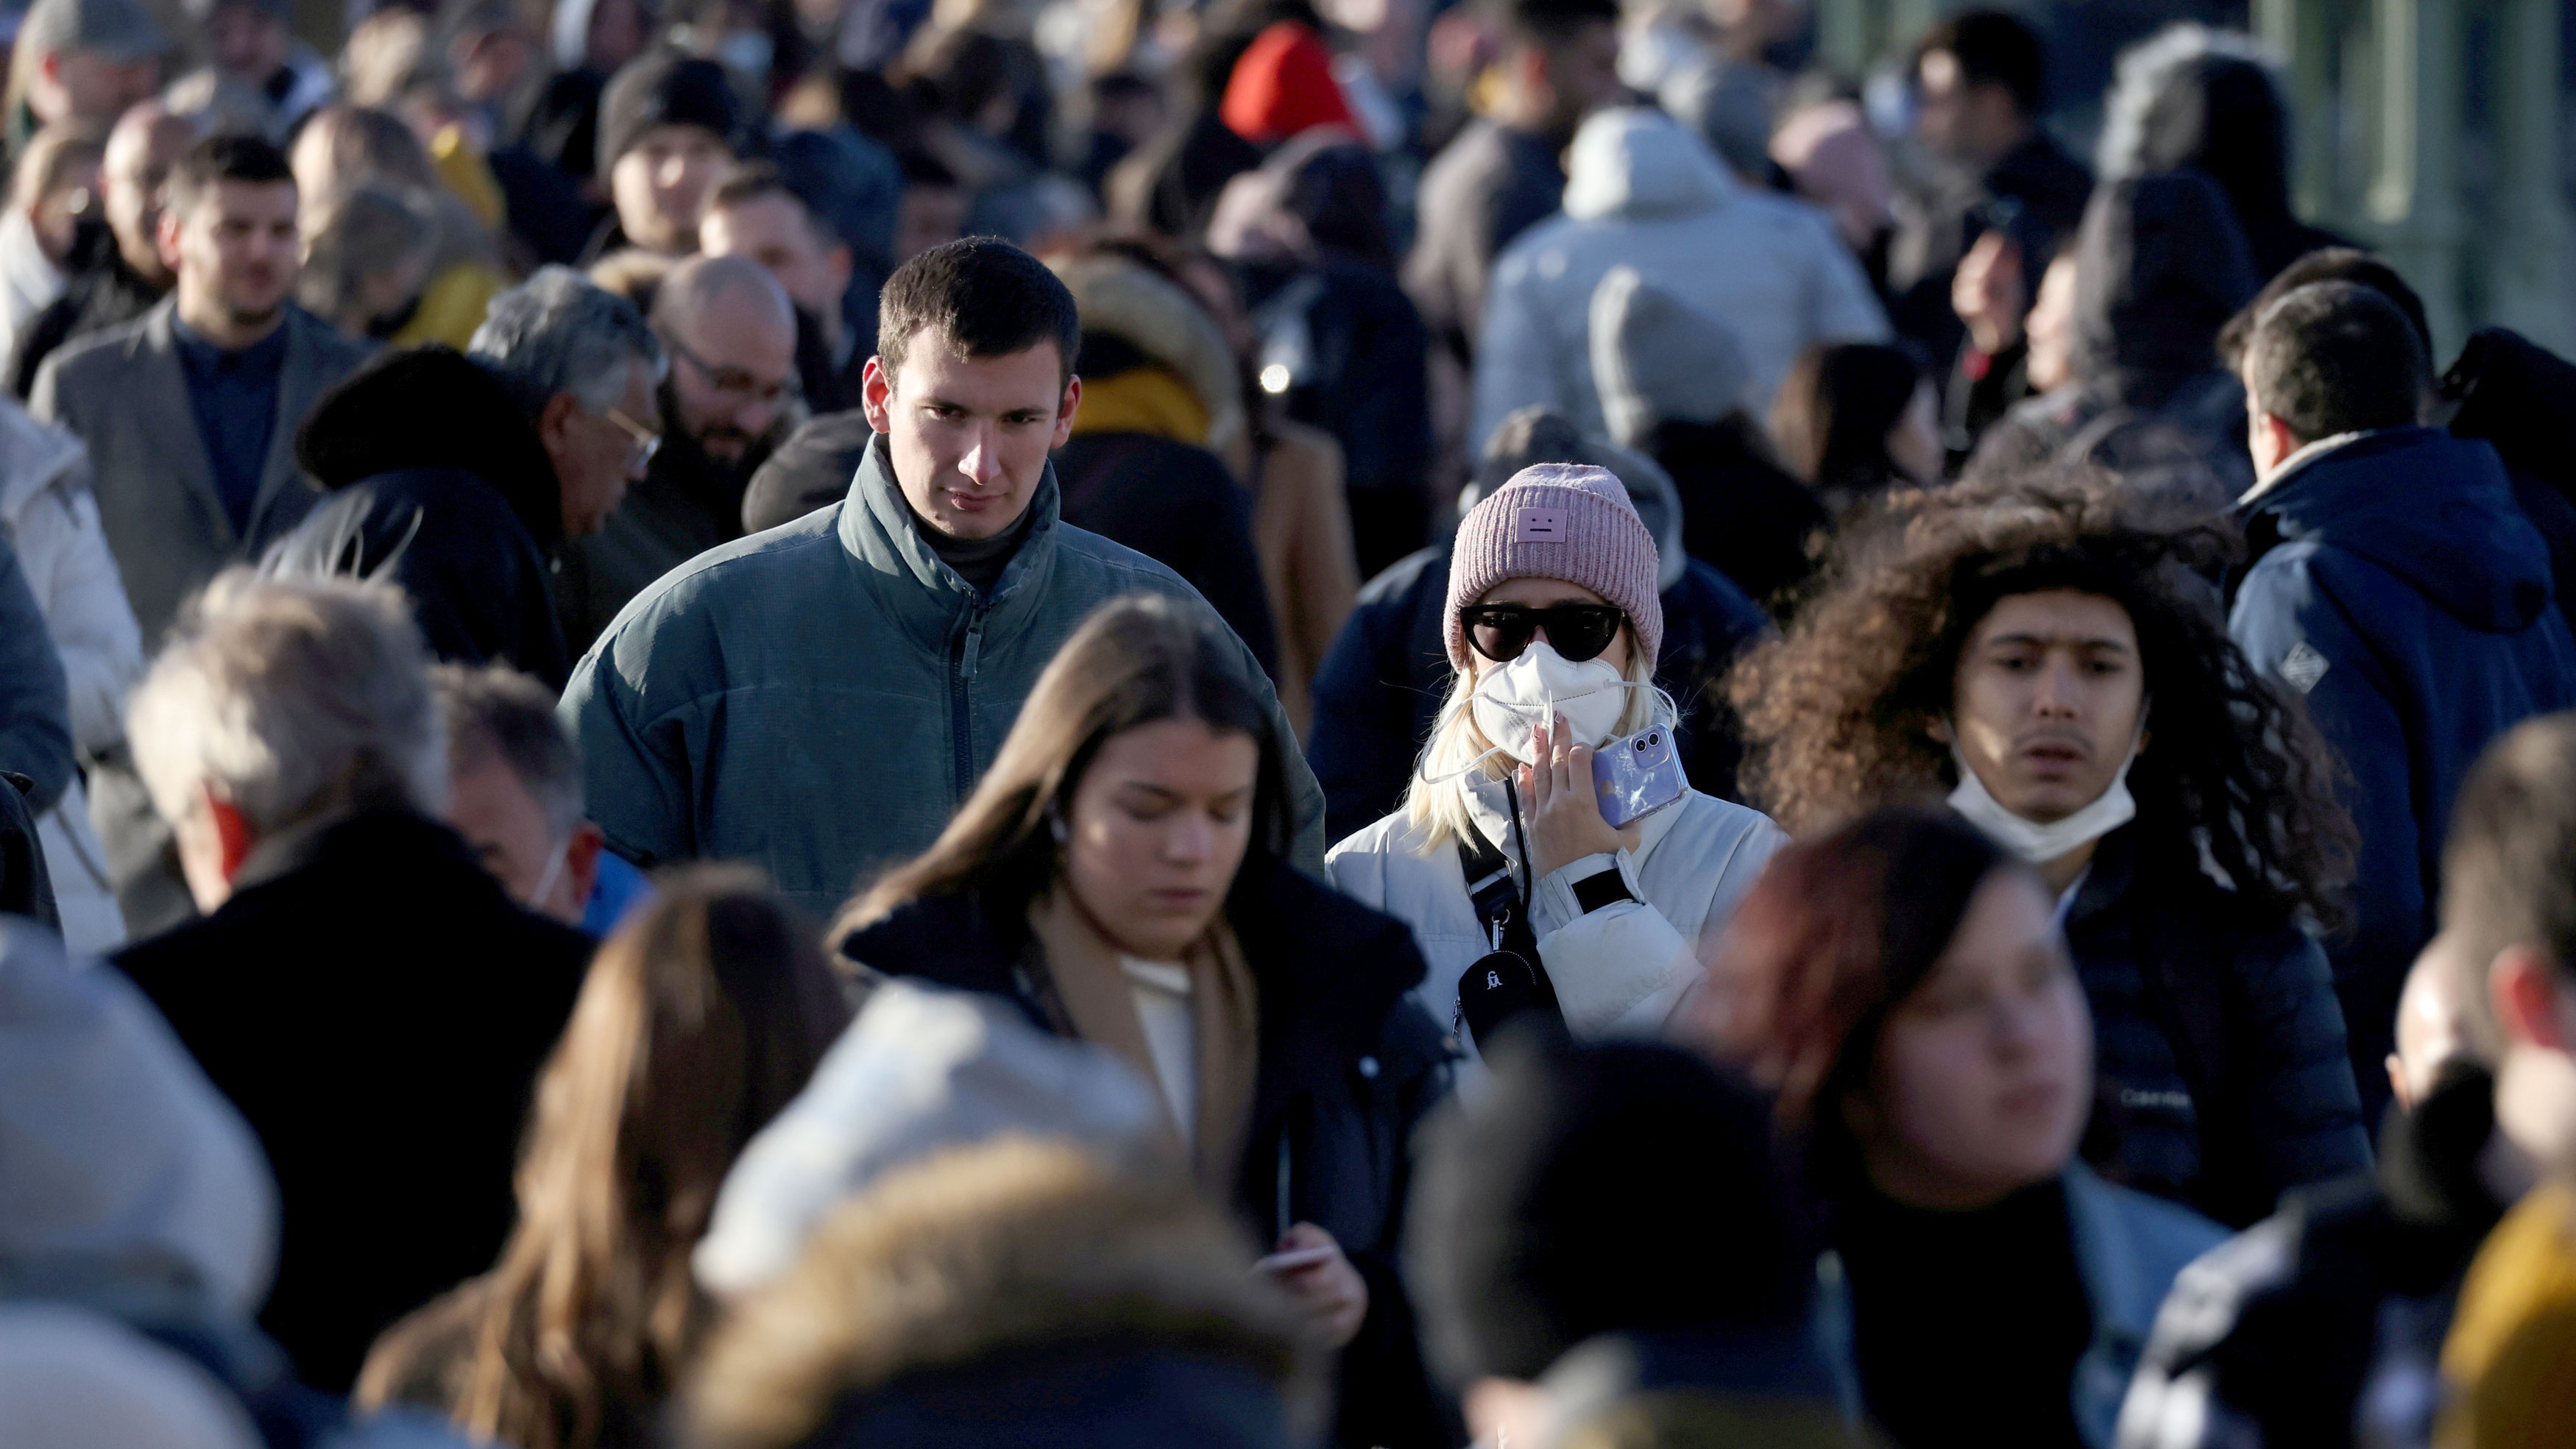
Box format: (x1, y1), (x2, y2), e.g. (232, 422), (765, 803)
(0, 386), (139, 955)
(289, 103), (514, 350)
(1206, 130), (1433, 580)
(1471, 106), (1886, 456)
(1731, 476), (2370, 1227)
(1700, 805), (2224, 1449)
(2414, 718), (2576, 1449)
(522, 0), (658, 199)
(1883, 8), (2089, 361)
(1044, 247), (1278, 673)
(891, 147), (967, 262)
(586, 52), (747, 261)
(294, 183), (438, 342)
(0, 534), (73, 890)
(1968, 171), (2260, 509)
(1768, 341), (1939, 519)
(359, 865), (847, 1449)
(430, 662), (652, 936)
(1324, 461), (1781, 1064)
(2095, 24), (2343, 288)
(10, 100), (195, 397)
(1771, 97), (1896, 296)
(684, 1140), (1319, 1449)
(6, 0), (166, 159)
(169, 0), (333, 141)
(556, 252), (796, 651)
(1589, 264), (1826, 615)
(699, 161), (863, 410)
(0, 125), (103, 375)
(113, 572), (593, 1391)
(1408, 1034), (1854, 1449)
(1404, 0), (1621, 372)
(2232, 281), (2576, 1129)
(833, 594), (1451, 1448)
(1305, 408), (1768, 837)
(560, 238), (1320, 918)
(1939, 227), (2076, 470)
(30, 134), (365, 650)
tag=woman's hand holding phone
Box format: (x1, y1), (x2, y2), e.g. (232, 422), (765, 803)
(1520, 716), (1638, 881)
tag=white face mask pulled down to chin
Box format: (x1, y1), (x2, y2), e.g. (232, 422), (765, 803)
(1945, 720), (2146, 865)
(1420, 641), (1652, 785)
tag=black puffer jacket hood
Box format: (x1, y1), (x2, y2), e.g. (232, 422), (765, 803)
(294, 344), (563, 553)
(2072, 169), (2259, 396)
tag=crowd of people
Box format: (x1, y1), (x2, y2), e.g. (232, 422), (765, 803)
(4, 0), (2576, 1445)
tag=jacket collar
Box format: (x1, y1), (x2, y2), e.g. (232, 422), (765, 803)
(2237, 426), (2404, 508)
(224, 806), (495, 903)
(838, 431), (1066, 645)
(140, 298), (340, 549)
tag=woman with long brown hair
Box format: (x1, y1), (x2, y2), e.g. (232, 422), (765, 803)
(832, 592), (1451, 1449)
(355, 865), (849, 1449)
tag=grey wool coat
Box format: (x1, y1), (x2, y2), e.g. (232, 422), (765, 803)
(31, 299), (367, 640)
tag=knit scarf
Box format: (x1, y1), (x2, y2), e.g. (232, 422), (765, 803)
(1025, 889), (1260, 1196)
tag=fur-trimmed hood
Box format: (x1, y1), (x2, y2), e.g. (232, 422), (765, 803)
(1049, 253), (1247, 461)
(685, 1139), (1318, 1449)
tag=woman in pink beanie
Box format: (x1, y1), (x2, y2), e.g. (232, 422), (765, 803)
(1323, 463), (1785, 1065)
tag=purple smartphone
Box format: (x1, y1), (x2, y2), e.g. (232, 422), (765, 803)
(1592, 726), (1688, 828)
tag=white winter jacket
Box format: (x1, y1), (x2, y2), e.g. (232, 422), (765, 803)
(1468, 106), (1888, 452)
(1326, 779), (1785, 1060)
(0, 400), (143, 954)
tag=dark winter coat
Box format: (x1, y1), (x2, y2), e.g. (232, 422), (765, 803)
(1052, 431), (1280, 676)
(114, 809), (593, 1392)
(1640, 415), (1828, 616)
(1969, 170), (2260, 509)
(0, 530), (70, 817)
(275, 345), (573, 688)
(2230, 427), (2576, 1122)
(2443, 325), (2576, 612)
(838, 861), (1457, 1449)
(2115, 1064), (2510, 1449)
(1306, 545), (1770, 843)
(2064, 826), (2370, 1228)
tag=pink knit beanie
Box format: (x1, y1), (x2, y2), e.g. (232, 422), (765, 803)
(1445, 464), (1663, 670)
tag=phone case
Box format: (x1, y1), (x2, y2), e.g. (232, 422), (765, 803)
(1592, 726), (1688, 829)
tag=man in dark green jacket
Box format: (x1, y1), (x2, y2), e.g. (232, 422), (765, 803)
(560, 238), (1320, 918)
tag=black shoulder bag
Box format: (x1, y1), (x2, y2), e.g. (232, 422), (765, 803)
(1454, 777), (1563, 1045)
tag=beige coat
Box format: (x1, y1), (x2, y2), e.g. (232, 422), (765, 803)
(1249, 419), (1359, 740)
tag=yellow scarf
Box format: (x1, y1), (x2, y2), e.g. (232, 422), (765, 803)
(1067, 366), (1212, 446)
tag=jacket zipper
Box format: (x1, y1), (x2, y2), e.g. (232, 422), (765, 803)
(949, 600), (990, 804)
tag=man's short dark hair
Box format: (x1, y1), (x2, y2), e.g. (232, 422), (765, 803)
(707, 160), (843, 249)
(1489, 0), (1620, 49)
(2244, 280), (2427, 442)
(2441, 713), (2576, 1055)
(2219, 247), (2431, 372)
(163, 132), (293, 220)
(875, 236), (1080, 385)
(1916, 10), (2048, 117)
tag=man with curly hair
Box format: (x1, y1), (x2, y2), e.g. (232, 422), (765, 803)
(1730, 475), (2368, 1226)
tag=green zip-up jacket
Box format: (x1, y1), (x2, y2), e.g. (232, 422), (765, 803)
(561, 433), (1325, 919)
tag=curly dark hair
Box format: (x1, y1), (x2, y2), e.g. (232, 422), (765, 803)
(1729, 474), (2354, 931)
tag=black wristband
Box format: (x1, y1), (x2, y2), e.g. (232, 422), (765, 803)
(1571, 866), (1635, 915)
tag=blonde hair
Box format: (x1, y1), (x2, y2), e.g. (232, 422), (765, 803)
(1397, 633), (1671, 856)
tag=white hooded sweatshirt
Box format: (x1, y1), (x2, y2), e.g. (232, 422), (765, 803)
(1468, 105), (1889, 452)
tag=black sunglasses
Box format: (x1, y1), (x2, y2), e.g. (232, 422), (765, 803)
(1460, 603), (1627, 664)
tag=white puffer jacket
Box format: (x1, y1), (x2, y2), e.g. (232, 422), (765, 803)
(1326, 779), (1785, 1061)
(0, 400), (143, 955)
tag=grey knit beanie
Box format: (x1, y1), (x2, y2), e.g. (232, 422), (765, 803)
(1589, 266), (1755, 447)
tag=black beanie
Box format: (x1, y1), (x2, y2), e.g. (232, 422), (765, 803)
(595, 51), (749, 175)
(1404, 1034), (1816, 1386)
